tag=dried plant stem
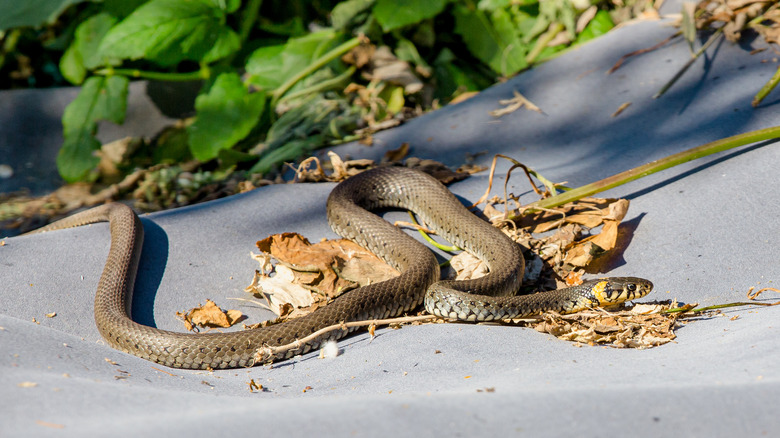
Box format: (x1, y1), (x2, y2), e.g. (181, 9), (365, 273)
(513, 125), (780, 217)
(663, 301), (780, 314)
(254, 315), (437, 362)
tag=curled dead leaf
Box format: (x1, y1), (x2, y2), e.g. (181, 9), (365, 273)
(365, 46), (423, 93)
(249, 232), (398, 319)
(449, 252), (488, 281)
(177, 299), (243, 332)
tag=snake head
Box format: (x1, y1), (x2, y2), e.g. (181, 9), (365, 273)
(590, 277), (654, 306)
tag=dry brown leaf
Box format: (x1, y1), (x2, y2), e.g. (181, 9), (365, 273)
(338, 252), (399, 285)
(449, 252), (489, 281)
(245, 266), (314, 316)
(518, 197), (619, 233)
(293, 152), (376, 183)
(249, 232), (399, 319)
(508, 198), (628, 268)
(256, 233), (397, 297)
(341, 42), (375, 68)
(450, 91), (480, 104)
(576, 5), (598, 32)
(326, 151), (375, 181)
(404, 157), (471, 185)
(382, 142), (410, 162)
(611, 101), (632, 117)
(250, 252), (273, 274)
(178, 300), (243, 331)
(563, 241), (602, 267)
(35, 421), (65, 429)
(564, 270), (583, 286)
(479, 171), (632, 285)
(514, 301), (683, 349)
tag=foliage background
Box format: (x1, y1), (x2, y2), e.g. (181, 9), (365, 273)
(0, 0), (638, 185)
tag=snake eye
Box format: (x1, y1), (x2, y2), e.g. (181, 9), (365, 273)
(627, 283), (637, 292)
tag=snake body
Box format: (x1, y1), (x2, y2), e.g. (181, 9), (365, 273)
(29, 166), (652, 369)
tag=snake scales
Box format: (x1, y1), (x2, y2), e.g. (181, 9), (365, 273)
(28, 166), (652, 369)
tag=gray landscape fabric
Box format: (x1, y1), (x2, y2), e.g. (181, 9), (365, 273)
(2, 3), (780, 436)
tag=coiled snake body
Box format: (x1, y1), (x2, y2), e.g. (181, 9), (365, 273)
(28, 167), (652, 369)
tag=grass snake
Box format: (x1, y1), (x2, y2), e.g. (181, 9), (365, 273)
(27, 166), (652, 369)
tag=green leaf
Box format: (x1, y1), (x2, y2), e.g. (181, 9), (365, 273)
(0, 0), (86, 31)
(245, 29), (338, 91)
(395, 38), (431, 76)
(244, 44), (286, 90)
(152, 125), (192, 164)
(575, 10), (614, 44)
(98, 0), (239, 66)
(331, 0), (375, 30)
(187, 72), (266, 162)
(477, 0), (513, 10)
(59, 46), (87, 85)
(382, 85), (405, 115)
(58, 76), (129, 182)
(453, 4), (528, 75)
(249, 95), (361, 174)
(60, 13), (118, 84)
(257, 16), (306, 36)
(250, 135), (324, 175)
(433, 48), (490, 100)
(373, 0), (446, 31)
(210, 0), (240, 13)
(102, 0), (150, 19)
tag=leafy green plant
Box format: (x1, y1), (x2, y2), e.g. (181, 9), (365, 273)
(1, 0), (629, 183)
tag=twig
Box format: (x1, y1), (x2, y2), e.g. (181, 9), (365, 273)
(150, 366), (177, 376)
(663, 287), (780, 314)
(747, 287), (780, 300)
(663, 301), (780, 314)
(471, 154), (563, 208)
(253, 314), (437, 362)
(607, 31), (681, 74)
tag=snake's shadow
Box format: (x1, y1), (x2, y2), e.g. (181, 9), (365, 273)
(130, 219), (169, 328)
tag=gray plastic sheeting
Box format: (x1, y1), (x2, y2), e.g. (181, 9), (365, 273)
(2, 9), (780, 437)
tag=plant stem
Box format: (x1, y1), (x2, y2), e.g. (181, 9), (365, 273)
(271, 36), (361, 107)
(663, 301), (779, 314)
(93, 68), (209, 82)
(408, 212), (462, 252)
(239, 0), (262, 43)
(278, 66), (356, 104)
(515, 125), (780, 215)
(752, 64), (780, 107)
(653, 28), (723, 99)
(526, 22), (564, 65)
